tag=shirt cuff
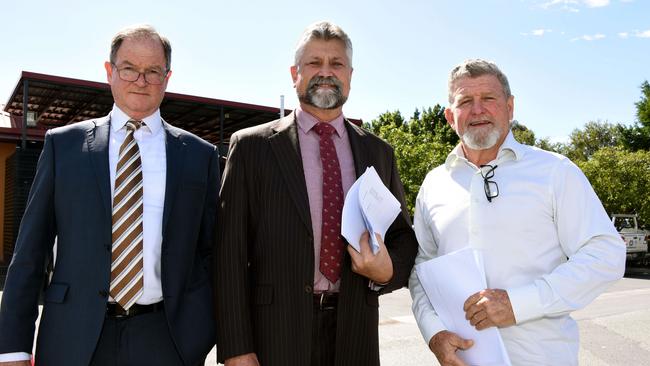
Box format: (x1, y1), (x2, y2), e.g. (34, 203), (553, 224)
(0, 352), (31, 362)
(417, 314), (447, 345)
(368, 280), (387, 291)
(506, 282), (544, 324)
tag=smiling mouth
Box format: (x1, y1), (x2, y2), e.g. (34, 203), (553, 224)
(468, 120), (492, 127)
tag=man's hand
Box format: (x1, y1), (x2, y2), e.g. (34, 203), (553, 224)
(428, 330), (473, 366)
(347, 231), (393, 284)
(0, 361), (31, 366)
(463, 289), (516, 330)
(224, 353), (260, 366)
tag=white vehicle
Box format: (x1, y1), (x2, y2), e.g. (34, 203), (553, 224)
(612, 214), (648, 263)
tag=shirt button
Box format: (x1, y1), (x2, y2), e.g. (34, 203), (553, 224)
(304, 285), (313, 294)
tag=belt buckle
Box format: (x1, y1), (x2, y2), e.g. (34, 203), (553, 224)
(318, 293), (326, 309)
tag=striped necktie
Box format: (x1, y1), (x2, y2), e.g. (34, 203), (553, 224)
(110, 119), (144, 310)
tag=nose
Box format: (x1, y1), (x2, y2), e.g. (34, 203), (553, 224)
(470, 99), (484, 114)
(134, 73), (148, 87)
(317, 64), (334, 77)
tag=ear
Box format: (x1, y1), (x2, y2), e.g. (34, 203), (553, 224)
(104, 62), (113, 84)
(444, 105), (456, 128)
(507, 95), (514, 121)
(290, 65), (298, 87)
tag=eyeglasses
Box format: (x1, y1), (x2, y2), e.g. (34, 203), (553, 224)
(479, 164), (499, 203)
(111, 63), (169, 85)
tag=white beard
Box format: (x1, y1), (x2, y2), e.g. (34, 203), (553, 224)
(310, 87), (341, 109)
(459, 126), (502, 150)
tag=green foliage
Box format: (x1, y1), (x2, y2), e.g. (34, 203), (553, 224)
(636, 80), (650, 125)
(368, 105), (456, 213)
(563, 121), (622, 162)
(578, 147), (650, 228)
(511, 120), (536, 145)
(618, 81), (650, 151)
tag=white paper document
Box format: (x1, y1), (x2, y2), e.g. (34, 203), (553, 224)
(415, 247), (511, 366)
(341, 166), (401, 254)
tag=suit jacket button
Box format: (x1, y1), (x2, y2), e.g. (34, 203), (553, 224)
(99, 290), (108, 298)
(304, 285), (313, 294)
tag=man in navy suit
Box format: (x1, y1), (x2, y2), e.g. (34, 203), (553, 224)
(0, 25), (219, 365)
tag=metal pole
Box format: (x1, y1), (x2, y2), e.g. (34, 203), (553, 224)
(280, 95), (285, 117)
(219, 106), (224, 154)
(21, 79), (28, 150)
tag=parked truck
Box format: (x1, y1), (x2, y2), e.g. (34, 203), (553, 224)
(612, 214), (649, 265)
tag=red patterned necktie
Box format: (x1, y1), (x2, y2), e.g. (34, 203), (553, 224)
(314, 122), (345, 283)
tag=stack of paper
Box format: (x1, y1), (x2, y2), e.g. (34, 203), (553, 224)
(415, 247), (511, 366)
(341, 166), (401, 254)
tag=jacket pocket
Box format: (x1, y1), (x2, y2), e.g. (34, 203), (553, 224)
(44, 282), (69, 303)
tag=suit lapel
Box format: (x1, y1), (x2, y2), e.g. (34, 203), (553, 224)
(161, 121), (185, 237)
(269, 112), (312, 234)
(87, 116), (112, 220)
(345, 121), (370, 178)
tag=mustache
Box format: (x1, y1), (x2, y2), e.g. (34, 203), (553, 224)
(307, 76), (343, 91)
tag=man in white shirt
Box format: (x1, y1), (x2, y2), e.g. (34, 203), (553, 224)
(0, 25), (219, 365)
(409, 59), (625, 366)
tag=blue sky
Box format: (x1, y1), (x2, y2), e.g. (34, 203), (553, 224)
(0, 0), (648, 141)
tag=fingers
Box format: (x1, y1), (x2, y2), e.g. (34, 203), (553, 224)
(359, 230), (372, 256)
(429, 331), (473, 366)
(463, 291), (482, 311)
(463, 289), (516, 330)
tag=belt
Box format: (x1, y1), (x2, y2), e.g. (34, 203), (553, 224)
(106, 301), (164, 318)
(313, 293), (338, 311)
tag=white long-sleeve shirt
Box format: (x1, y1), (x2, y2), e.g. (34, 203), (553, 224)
(409, 131), (625, 366)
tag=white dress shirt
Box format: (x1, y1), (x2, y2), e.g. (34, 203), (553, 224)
(0, 105), (167, 362)
(409, 131), (625, 366)
(109, 105), (166, 305)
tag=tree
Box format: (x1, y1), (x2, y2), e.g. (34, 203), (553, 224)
(563, 120), (622, 162)
(511, 120), (536, 145)
(578, 147), (650, 228)
(367, 105), (456, 213)
(618, 81), (650, 151)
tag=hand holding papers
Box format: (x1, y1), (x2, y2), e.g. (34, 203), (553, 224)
(415, 247), (511, 366)
(341, 166), (401, 254)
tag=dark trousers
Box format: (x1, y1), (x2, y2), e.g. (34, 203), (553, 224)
(311, 307), (337, 366)
(89, 310), (186, 366)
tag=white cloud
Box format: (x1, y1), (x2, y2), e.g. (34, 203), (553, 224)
(539, 0), (610, 9)
(571, 33), (606, 41)
(583, 0), (610, 7)
(533, 29), (552, 36)
(618, 32), (629, 38)
(636, 30), (650, 38)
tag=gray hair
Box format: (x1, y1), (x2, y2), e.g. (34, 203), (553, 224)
(294, 21), (353, 66)
(110, 24), (172, 70)
(448, 59), (511, 103)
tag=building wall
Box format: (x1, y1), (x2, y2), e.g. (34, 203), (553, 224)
(0, 142), (16, 263)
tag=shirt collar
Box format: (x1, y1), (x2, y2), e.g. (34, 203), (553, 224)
(444, 130), (526, 169)
(109, 104), (162, 135)
(295, 106), (346, 138)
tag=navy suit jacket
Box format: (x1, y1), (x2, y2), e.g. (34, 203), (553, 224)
(0, 115), (219, 365)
